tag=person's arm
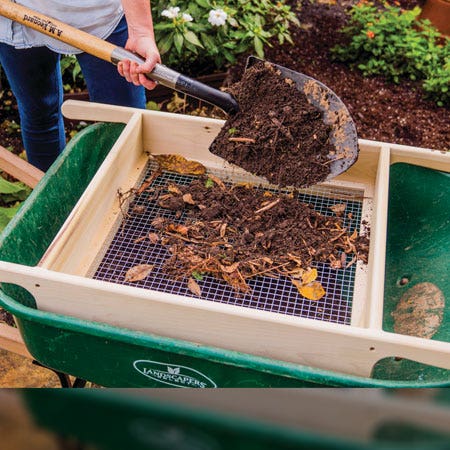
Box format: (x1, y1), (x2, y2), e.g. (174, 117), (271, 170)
(118, 0), (161, 90)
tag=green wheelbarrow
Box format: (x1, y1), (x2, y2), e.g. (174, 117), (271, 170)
(0, 101), (448, 387)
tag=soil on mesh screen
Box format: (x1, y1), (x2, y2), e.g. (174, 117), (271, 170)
(209, 61), (334, 188)
(145, 174), (369, 294)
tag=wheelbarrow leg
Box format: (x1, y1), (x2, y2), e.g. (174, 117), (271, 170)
(57, 436), (86, 450)
(32, 360), (88, 388)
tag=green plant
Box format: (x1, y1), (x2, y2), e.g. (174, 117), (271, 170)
(331, 3), (450, 106)
(60, 55), (86, 92)
(422, 60), (450, 107)
(152, 0), (300, 73)
(0, 174), (32, 232)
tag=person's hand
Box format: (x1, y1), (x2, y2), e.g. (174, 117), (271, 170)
(117, 36), (161, 90)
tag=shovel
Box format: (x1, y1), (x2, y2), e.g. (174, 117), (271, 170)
(0, 0), (358, 179)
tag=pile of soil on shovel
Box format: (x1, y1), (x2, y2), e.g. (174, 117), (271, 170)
(209, 61), (336, 188)
(140, 173), (370, 294)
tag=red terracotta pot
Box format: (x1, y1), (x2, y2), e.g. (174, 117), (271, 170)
(418, 0), (450, 36)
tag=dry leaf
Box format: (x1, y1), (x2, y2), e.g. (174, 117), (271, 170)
(154, 154), (206, 175)
(187, 277), (202, 297)
(289, 268), (305, 279)
(167, 183), (182, 195)
(219, 222), (227, 238)
(292, 272), (326, 301)
(219, 262), (240, 274)
(287, 253), (302, 265)
(148, 232), (160, 244)
(330, 258), (342, 269)
(329, 203), (346, 215)
(151, 217), (166, 229)
(301, 268), (318, 285)
(124, 264), (154, 282)
(207, 174), (226, 190)
(182, 193), (196, 205)
(299, 23), (313, 31)
(297, 281), (326, 301)
(132, 205), (146, 214)
(168, 223), (189, 236)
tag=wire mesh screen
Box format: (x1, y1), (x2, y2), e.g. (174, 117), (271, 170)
(93, 161), (365, 325)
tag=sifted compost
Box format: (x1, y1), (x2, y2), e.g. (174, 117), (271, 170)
(209, 61), (335, 188)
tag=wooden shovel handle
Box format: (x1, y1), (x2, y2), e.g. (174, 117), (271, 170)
(0, 1), (239, 114)
(0, 1), (116, 62)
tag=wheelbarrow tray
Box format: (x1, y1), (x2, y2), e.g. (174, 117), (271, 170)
(0, 101), (448, 387)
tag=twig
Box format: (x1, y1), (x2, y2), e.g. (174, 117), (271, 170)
(137, 167), (162, 194)
(229, 137), (256, 143)
(254, 198), (281, 214)
(323, 154), (346, 165)
(329, 230), (347, 242)
(244, 261), (291, 278)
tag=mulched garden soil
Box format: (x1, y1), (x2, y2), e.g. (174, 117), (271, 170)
(0, 308), (15, 327)
(0, 92), (22, 153)
(209, 61), (334, 188)
(144, 173), (369, 294)
(227, 0), (449, 151)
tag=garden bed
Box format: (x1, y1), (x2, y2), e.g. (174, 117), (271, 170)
(0, 0), (448, 155)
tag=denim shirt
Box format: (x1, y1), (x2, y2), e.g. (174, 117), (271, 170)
(0, 0), (124, 54)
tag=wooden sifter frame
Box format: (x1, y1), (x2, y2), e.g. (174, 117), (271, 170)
(0, 100), (448, 378)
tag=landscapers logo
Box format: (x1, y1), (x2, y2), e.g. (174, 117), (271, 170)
(133, 360), (217, 388)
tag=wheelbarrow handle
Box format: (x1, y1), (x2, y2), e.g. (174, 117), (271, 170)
(0, 0), (239, 115)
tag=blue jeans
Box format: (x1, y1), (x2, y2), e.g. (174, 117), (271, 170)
(0, 17), (146, 171)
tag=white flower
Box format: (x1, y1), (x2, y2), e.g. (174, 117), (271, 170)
(182, 13), (193, 22)
(208, 9), (227, 27)
(161, 6), (180, 19)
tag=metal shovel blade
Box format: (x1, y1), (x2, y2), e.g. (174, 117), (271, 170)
(246, 56), (358, 179)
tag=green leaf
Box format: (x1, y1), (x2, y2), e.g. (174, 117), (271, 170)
(192, 270), (204, 281)
(222, 49), (236, 64)
(183, 41), (199, 54)
(158, 33), (174, 55)
(195, 0), (210, 8)
(0, 203), (22, 232)
(253, 36), (264, 58)
(0, 177), (31, 203)
(174, 33), (184, 54)
(200, 32), (216, 51)
(146, 101), (161, 111)
(72, 61), (82, 82)
(184, 31), (204, 48)
(154, 23), (175, 31)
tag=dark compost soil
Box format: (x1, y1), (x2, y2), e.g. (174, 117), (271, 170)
(209, 61), (334, 188)
(137, 171), (369, 294)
